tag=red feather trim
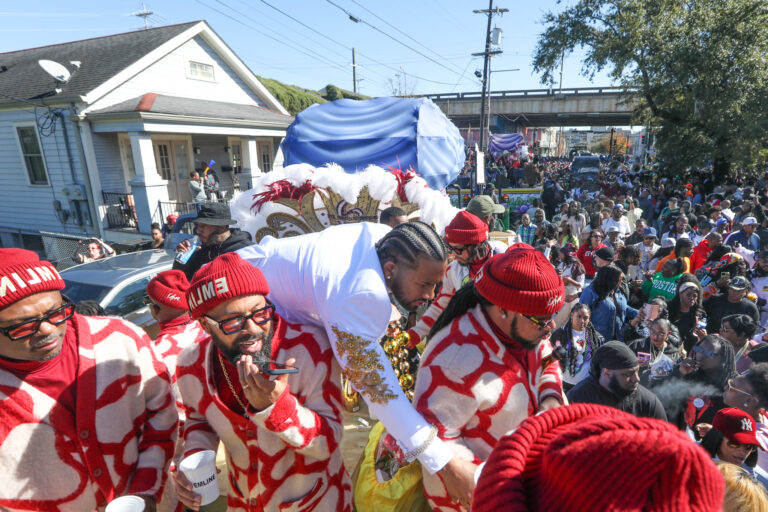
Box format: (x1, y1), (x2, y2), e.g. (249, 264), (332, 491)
(251, 179), (321, 212)
(384, 164), (418, 203)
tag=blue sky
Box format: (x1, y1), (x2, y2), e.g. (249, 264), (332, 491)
(0, 1), (612, 97)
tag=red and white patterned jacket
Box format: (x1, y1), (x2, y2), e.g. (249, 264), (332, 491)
(176, 316), (352, 512)
(414, 305), (564, 512)
(152, 314), (207, 422)
(0, 314), (178, 511)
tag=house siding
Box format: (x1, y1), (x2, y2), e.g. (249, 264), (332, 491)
(0, 108), (94, 236)
(88, 36), (267, 112)
(93, 133), (127, 193)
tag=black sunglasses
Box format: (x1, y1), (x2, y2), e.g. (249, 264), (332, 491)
(205, 302), (275, 335)
(521, 313), (556, 330)
(448, 244), (470, 255)
(0, 297), (75, 341)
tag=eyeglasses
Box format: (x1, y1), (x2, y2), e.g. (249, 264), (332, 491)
(649, 329), (668, 337)
(521, 313), (557, 330)
(0, 298), (75, 341)
(142, 296), (159, 308)
(448, 244), (469, 255)
(727, 378), (755, 400)
(726, 441), (756, 452)
(693, 345), (718, 358)
(205, 302), (275, 335)
(591, 234), (603, 239)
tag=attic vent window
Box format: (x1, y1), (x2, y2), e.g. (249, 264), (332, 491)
(189, 61), (215, 81)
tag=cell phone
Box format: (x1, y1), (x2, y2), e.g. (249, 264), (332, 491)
(637, 352), (651, 366)
(258, 360), (299, 375)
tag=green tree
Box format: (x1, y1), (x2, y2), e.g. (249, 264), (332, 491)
(533, 0), (768, 181)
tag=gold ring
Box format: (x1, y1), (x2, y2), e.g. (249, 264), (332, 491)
(242, 384), (249, 389)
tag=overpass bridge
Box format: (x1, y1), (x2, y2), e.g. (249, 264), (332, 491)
(424, 87), (638, 129)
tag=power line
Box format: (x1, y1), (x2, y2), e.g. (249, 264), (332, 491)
(243, 0), (468, 87)
(323, 0), (470, 82)
(196, 0), (350, 76)
(346, 0), (465, 75)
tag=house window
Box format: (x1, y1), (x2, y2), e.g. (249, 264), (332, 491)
(119, 136), (136, 182)
(189, 61), (215, 81)
(155, 144), (172, 180)
(16, 126), (48, 185)
(258, 142), (272, 173)
(231, 143), (242, 172)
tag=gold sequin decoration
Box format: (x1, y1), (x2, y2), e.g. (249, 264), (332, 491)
(332, 326), (399, 404)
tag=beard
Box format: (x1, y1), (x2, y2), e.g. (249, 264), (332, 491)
(389, 276), (420, 313)
(608, 373), (636, 397)
(30, 332), (65, 362)
(509, 315), (544, 351)
(214, 326), (274, 366)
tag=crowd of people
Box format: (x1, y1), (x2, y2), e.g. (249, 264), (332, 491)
(3, 156), (768, 511)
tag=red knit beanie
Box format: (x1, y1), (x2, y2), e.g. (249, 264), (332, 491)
(147, 270), (190, 310)
(444, 211), (489, 245)
(0, 248), (64, 309)
(474, 244), (564, 315)
(472, 404), (724, 512)
(186, 253), (269, 319)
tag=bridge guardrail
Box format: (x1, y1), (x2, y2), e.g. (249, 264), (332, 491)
(423, 87), (636, 101)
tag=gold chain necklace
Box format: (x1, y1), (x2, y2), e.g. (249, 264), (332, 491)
(217, 351), (250, 418)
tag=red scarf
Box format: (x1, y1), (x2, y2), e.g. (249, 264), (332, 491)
(469, 251), (491, 280)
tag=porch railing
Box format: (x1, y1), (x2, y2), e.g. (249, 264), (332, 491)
(158, 197), (230, 222)
(102, 191), (138, 229)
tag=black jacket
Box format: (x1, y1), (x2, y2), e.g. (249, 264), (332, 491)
(567, 376), (667, 421)
(173, 228), (253, 280)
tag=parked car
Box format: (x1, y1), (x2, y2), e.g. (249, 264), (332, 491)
(61, 249), (173, 338)
(164, 212), (197, 255)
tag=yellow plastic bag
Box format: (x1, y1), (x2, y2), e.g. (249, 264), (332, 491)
(353, 422), (431, 512)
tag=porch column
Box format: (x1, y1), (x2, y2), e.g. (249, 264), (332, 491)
(239, 137), (262, 190)
(128, 132), (169, 234)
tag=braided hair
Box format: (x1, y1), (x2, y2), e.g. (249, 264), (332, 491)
(376, 221), (447, 268)
(689, 335), (738, 391)
(562, 303), (602, 375)
(428, 282), (491, 339)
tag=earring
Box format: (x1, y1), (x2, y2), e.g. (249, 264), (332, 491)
(501, 311), (508, 319)
(745, 403), (750, 407)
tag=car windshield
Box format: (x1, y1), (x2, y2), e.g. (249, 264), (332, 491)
(62, 281), (110, 304)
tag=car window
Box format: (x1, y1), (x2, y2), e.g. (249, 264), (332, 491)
(62, 281), (110, 304)
(104, 276), (152, 317)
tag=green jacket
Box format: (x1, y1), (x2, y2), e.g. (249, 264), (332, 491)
(642, 272), (683, 301)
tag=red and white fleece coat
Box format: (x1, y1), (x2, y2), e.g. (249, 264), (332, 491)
(0, 314), (177, 511)
(152, 315), (207, 423)
(414, 305), (564, 512)
(176, 316), (352, 512)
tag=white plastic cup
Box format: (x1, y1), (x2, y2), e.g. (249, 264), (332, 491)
(105, 495), (146, 512)
(178, 450), (220, 506)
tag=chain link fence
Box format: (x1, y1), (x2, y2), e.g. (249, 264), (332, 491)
(39, 231), (88, 270)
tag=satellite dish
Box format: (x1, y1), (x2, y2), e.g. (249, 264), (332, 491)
(38, 59), (71, 84)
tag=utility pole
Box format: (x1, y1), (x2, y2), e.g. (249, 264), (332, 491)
(609, 127), (616, 158)
(473, 1), (506, 154)
(352, 48), (358, 94)
(132, 2), (153, 29)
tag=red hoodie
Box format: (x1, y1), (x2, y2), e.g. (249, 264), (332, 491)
(690, 241), (714, 272)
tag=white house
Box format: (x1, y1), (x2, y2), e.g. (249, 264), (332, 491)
(0, 21), (292, 260)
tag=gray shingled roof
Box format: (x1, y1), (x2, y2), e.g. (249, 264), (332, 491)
(88, 94), (293, 126)
(0, 22), (200, 105)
